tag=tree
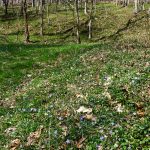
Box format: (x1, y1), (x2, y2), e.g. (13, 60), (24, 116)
(23, 0), (30, 43)
(40, 0), (44, 36)
(32, 0), (35, 7)
(84, 0), (88, 15)
(75, 0), (81, 44)
(88, 0), (94, 39)
(2, 0), (9, 15)
(134, 0), (139, 13)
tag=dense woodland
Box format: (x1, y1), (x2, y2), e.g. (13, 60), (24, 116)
(0, 0), (150, 150)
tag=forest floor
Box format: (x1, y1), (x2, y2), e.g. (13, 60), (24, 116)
(0, 3), (150, 150)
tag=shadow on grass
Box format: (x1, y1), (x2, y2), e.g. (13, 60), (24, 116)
(0, 43), (64, 52)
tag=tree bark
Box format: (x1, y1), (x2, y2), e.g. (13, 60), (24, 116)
(134, 0), (138, 13)
(23, 0), (30, 43)
(2, 0), (9, 15)
(32, 0), (35, 7)
(40, 0), (44, 36)
(84, 0), (88, 15)
(88, 0), (94, 39)
(75, 0), (81, 44)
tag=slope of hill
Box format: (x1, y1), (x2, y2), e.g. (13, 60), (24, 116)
(0, 42), (149, 149)
(0, 3), (150, 150)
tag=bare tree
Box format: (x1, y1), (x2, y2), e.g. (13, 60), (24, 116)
(40, 0), (44, 36)
(75, 0), (81, 44)
(88, 0), (94, 39)
(134, 0), (139, 13)
(2, 0), (9, 15)
(84, 0), (88, 15)
(23, 0), (30, 43)
(32, 0), (35, 7)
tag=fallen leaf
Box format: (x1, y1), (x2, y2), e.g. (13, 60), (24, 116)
(61, 125), (68, 136)
(135, 102), (143, 110)
(57, 110), (70, 118)
(59, 143), (67, 149)
(76, 93), (87, 100)
(84, 114), (97, 121)
(76, 137), (86, 149)
(77, 106), (92, 114)
(137, 110), (145, 117)
(26, 125), (44, 146)
(5, 127), (16, 135)
(10, 139), (20, 150)
(103, 91), (111, 100)
(115, 103), (124, 113)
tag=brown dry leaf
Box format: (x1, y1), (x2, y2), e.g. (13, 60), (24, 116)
(135, 102), (143, 110)
(59, 143), (67, 150)
(84, 114), (97, 121)
(26, 125), (44, 147)
(76, 93), (87, 100)
(61, 125), (68, 136)
(58, 110), (70, 118)
(77, 106), (92, 114)
(76, 137), (86, 149)
(137, 110), (145, 117)
(10, 139), (21, 150)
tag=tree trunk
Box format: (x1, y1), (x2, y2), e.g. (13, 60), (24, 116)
(40, 0), (44, 36)
(32, 0), (35, 7)
(0, 0), (3, 7)
(5, 3), (8, 15)
(116, 0), (118, 6)
(88, 0), (94, 39)
(23, 0), (30, 43)
(3, 0), (9, 15)
(75, 0), (81, 44)
(47, 0), (50, 24)
(134, 0), (138, 13)
(84, 0), (87, 15)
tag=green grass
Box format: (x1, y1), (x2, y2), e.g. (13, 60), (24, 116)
(0, 42), (149, 149)
(0, 2), (150, 150)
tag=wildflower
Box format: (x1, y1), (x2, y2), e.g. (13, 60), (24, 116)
(100, 136), (105, 141)
(96, 145), (102, 150)
(66, 139), (71, 144)
(58, 117), (63, 121)
(80, 116), (84, 121)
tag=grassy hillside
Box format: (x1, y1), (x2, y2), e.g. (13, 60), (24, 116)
(0, 42), (149, 149)
(0, 3), (150, 150)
